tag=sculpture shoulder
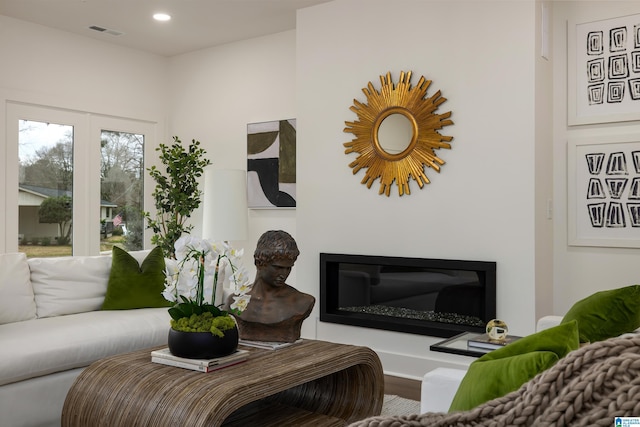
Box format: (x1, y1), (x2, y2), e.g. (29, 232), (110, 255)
(298, 290), (315, 303)
(289, 287), (315, 309)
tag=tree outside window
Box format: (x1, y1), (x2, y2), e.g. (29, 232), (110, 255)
(17, 120), (146, 256)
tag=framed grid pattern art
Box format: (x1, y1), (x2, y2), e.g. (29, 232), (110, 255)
(247, 119), (296, 209)
(568, 134), (640, 248)
(568, 13), (640, 125)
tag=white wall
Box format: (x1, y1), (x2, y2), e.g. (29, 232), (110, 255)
(535, 0), (555, 321)
(0, 16), (167, 122)
(296, 0), (541, 377)
(552, 2), (640, 314)
(167, 31), (298, 280)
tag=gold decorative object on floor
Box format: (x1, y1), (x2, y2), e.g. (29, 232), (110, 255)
(344, 71), (454, 196)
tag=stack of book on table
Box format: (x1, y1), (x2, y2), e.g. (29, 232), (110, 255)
(239, 339), (303, 350)
(467, 333), (522, 352)
(151, 348), (249, 373)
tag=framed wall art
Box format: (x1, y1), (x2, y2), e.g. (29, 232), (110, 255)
(568, 134), (640, 248)
(568, 13), (640, 125)
(246, 119), (296, 209)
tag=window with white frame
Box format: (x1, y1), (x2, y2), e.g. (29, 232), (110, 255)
(6, 102), (155, 256)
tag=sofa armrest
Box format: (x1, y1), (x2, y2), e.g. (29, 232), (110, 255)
(536, 315), (562, 332)
(420, 368), (466, 413)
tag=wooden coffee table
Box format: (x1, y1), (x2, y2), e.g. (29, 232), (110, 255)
(61, 339), (383, 426)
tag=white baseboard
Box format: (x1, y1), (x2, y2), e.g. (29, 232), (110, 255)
(376, 349), (472, 381)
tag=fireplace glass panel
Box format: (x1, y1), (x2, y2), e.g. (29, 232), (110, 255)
(320, 253), (496, 338)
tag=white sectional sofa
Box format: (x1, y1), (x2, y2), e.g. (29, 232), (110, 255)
(0, 251), (172, 427)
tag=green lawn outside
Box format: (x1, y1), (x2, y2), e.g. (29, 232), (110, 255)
(19, 236), (126, 258)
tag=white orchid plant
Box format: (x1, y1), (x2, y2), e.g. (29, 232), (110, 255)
(163, 236), (252, 336)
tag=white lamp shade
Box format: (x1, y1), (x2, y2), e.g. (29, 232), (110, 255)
(202, 168), (248, 241)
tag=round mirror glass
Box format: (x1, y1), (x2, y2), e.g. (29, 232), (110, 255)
(377, 113), (414, 155)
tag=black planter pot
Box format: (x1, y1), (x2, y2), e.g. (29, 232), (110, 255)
(168, 326), (239, 359)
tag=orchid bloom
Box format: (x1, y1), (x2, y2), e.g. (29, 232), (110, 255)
(163, 236), (252, 312)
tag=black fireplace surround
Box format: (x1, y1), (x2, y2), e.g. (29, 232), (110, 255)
(320, 253), (496, 338)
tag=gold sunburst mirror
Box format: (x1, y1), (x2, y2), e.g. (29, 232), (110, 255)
(344, 71), (454, 196)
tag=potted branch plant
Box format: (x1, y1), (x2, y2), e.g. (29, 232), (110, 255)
(163, 236), (252, 359)
(143, 136), (211, 259)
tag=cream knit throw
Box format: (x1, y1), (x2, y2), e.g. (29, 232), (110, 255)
(350, 333), (640, 427)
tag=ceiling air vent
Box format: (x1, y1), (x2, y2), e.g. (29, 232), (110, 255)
(88, 26), (124, 36)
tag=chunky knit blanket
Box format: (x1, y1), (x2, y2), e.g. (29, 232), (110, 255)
(350, 333), (640, 427)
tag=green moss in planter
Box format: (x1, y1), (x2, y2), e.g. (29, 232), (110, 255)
(171, 312), (236, 338)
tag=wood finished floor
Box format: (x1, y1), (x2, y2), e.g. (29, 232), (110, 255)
(384, 375), (421, 401)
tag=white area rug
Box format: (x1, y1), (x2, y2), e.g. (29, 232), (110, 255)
(381, 394), (420, 417)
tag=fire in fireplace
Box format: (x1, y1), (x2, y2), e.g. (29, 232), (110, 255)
(320, 253), (496, 338)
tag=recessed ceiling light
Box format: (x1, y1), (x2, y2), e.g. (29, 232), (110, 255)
(153, 13), (171, 22)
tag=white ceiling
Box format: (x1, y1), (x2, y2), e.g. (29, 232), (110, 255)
(0, 0), (331, 57)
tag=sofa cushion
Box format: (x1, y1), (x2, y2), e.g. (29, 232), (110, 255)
(29, 255), (112, 318)
(448, 320), (580, 412)
(561, 285), (640, 343)
(0, 253), (36, 324)
(29, 250), (155, 318)
(0, 308), (170, 386)
(102, 246), (171, 310)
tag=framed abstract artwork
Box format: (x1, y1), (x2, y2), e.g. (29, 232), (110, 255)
(247, 119), (296, 209)
(568, 13), (640, 125)
(568, 134), (640, 248)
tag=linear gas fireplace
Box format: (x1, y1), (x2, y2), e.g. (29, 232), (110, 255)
(320, 253), (496, 338)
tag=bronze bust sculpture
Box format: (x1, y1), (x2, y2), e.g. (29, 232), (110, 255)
(231, 230), (315, 343)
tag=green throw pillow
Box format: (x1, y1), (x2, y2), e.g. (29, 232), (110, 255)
(561, 285), (640, 343)
(102, 246), (171, 310)
(448, 320), (579, 412)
